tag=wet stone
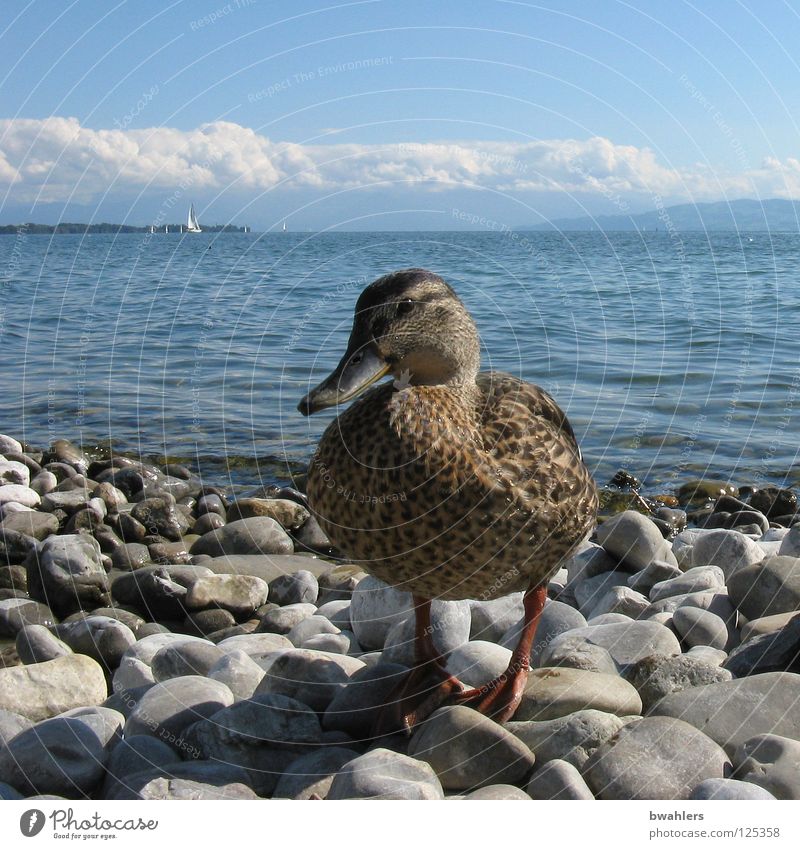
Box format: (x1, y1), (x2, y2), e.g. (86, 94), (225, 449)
(0, 598), (55, 637)
(27, 533), (109, 617)
(0, 510), (59, 540)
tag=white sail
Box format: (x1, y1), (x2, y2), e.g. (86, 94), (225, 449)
(187, 203), (202, 232)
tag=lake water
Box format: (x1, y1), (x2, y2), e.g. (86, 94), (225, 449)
(2, 229), (799, 493)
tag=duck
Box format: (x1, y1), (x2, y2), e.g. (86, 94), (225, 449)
(298, 268), (598, 732)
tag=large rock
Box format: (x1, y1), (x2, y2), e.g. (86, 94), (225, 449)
(125, 676), (234, 751)
(111, 564), (213, 620)
(624, 654), (732, 712)
(723, 614), (800, 676)
(26, 534), (110, 617)
(327, 748), (444, 800)
(151, 642), (226, 682)
(102, 735), (181, 798)
(734, 733), (800, 800)
(507, 709), (628, 768)
(728, 556), (800, 620)
(268, 570), (319, 606)
(691, 530), (764, 578)
(0, 598), (55, 636)
(349, 575), (415, 650)
(583, 716), (730, 800)
(540, 620), (681, 670)
(207, 648), (266, 700)
(408, 705), (536, 790)
(131, 496), (189, 541)
(105, 761), (256, 800)
(0, 484), (41, 508)
(322, 662), (409, 738)
(184, 693), (322, 794)
(0, 527), (40, 567)
(515, 667), (642, 721)
(15, 624), (73, 664)
(445, 641), (512, 688)
(273, 747), (359, 799)
(0, 654), (107, 721)
(0, 716), (109, 796)
(650, 672), (800, 755)
(226, 497), (309, 529)
(672, 606), (731, 651)
(190, 517), (294, 558)
(650, 565), (726, 602)
(255, 649), (364, 712)
(53, 616), (136, 670)
(185, 574), (269, 617)
(596, 511), (677, 569)
(1, 510), (58, 541)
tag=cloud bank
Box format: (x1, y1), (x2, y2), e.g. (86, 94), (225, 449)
(1, 116), (798, 206)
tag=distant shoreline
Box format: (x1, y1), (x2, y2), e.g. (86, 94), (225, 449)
(0, 223), (250, 235)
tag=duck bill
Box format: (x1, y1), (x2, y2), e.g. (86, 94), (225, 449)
(298, 344), (390, 416)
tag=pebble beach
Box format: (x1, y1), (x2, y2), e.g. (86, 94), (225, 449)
(1, 430), (799, 801)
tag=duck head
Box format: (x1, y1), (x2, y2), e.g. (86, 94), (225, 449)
(298, 268), (481, 415)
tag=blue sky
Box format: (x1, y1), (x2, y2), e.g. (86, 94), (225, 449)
(2, 0), (800, 229)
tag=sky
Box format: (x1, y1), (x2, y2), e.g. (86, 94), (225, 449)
(1, 0), (800, 230)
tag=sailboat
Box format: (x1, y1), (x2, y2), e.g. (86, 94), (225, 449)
(186, 203), (202, 233)
(281, 221), (287, 233)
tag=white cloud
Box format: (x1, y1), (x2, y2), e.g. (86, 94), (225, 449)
(0, 116), (798, 205)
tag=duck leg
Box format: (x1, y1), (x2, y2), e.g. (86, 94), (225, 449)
(451, 582), (547, 723)
(372, 595), (467, 736)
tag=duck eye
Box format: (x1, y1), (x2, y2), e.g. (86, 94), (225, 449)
(397, 298), (414, 315)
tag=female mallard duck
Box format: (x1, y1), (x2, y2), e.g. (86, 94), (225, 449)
(299, 268), (597, 731)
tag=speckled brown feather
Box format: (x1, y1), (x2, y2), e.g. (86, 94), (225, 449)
(307, 370), (598, 601)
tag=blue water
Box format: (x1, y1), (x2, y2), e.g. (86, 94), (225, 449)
(1, 229), (799, 493)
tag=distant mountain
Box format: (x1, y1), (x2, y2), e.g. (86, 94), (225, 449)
(0, 222), (249, 235)
(524, 198), (800, 232)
